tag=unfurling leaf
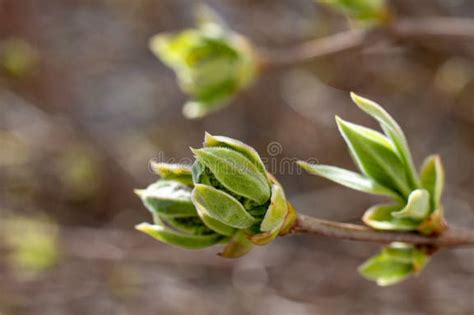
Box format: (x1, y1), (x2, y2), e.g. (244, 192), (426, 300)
(260, 184), (288, 232)
(135, 180), (197, 217)
(336, 117), (410, 197)
(350, 92), (419, 188)
(204, 132), (268, 179)
(359, 243), (429, 286)
(192, 184), (257, 229)
(135, 222), (224, 249)
(150, 162), (193, 186)
(192, 147), (271, 204)
(196, 206), (236, 237)
(363, 203), (419, 231)
(392, 189), (430, 221)
(420, 155), (445, 211)
(249, 183), (289, 245)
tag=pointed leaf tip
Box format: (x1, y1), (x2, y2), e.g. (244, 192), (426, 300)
(134, 189), (145, 197)
(349, 92), (419, 188)
(298, 162), (397, 197)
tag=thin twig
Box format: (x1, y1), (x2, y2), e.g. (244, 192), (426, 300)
(391, 17), (474, 40)
(259, 17), (474, 68)
(292, 214), (474, 248)
(258, 28), (372, 69)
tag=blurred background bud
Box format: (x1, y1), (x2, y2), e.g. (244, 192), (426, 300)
(149, 6), (257, 119)
(2, 215), (59, 277)
(0, 38), (39, 78)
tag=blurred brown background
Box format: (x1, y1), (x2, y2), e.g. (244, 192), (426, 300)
(1, 0), (474, 314)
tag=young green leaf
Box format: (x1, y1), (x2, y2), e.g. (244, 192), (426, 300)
(192, 184), (257, 229)
(249, 184), (289, 245)
(359, 243), (429, 286)
(363, 203), (420, 231)
(150, 162), (193, 186)
(163, 217), (211, 235)
(297, 161), (397, 197)
(260, 184), (287, 232)
(350, 92), (419, 188)
(359, 254), (413, 286)
(204, 132), (268, 180)
(420, 155), (445, 211)
(195, 205), (236, 236)
(135, 222), (224, 249)
(392, 189), (430, 221)
(192, 147), (271, 204)
(336, 117), (411, 197)
(135, 181), (197, 217)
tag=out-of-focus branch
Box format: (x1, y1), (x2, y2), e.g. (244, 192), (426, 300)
(259, 17), (474, 69)
(391, 17), (474, 40)
(258, 28), (372, 69)
(292, 214), (474, 248)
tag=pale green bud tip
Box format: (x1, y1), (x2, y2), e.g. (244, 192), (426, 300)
(350, 92), (385, 116)
(350, 91), (367, 107)
(134, 189), (145, 198)
(149, 34), (169, 58)
(335, 115), (350, 134)
(204, 131), (214, 144)
(135, 222), (155, 233)
(183, 101), (212, 119)
(190, 147), (199, 156)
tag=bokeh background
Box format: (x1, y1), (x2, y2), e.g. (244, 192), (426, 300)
(1, 0), (474, 314)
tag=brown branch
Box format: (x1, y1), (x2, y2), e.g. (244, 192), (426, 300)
(391, 17), (474, 40)
(258, 17), (474, 69)
(258, 28), (372, 69)
(292, 214), (474, 248)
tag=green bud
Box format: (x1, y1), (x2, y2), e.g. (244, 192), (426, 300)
(136, 135), (294, 256)
(192, 133), (292, 248)
(359, 242), (430, 286)
(149, 7), (256, 119)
